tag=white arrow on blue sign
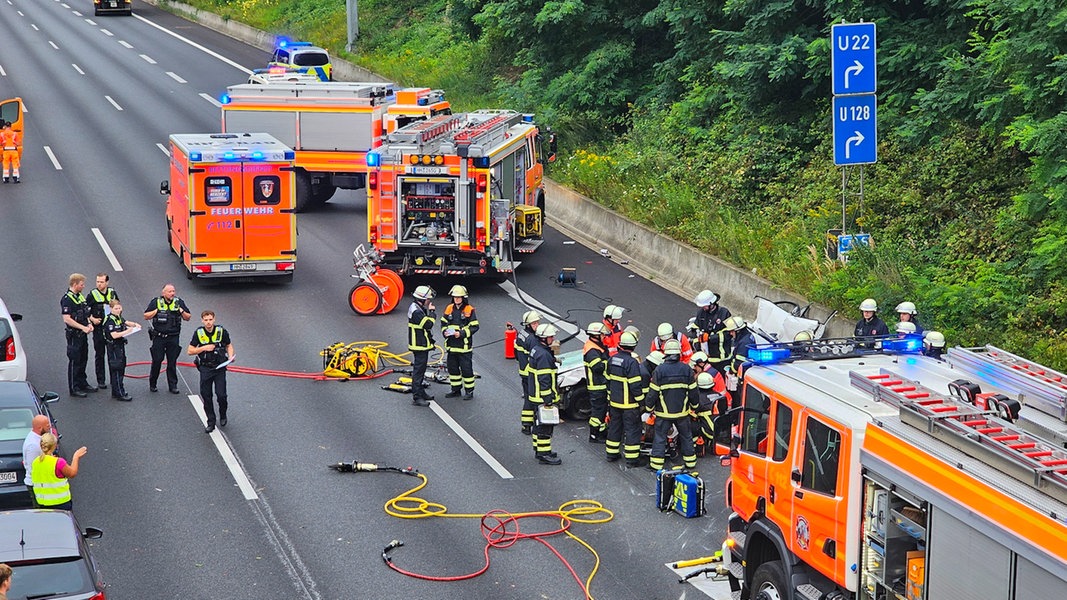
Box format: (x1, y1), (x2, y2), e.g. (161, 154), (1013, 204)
(831, 22), (876, 96)
(833, 94), (877, 165)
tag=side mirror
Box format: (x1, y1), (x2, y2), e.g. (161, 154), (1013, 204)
(41, 392), (60, 404)
(159, 180), (170, 196)
(10, 313), (22, 322)
(82, 527), (104, 540)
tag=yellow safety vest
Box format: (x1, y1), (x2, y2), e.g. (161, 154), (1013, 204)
(31, 455), (71, 506)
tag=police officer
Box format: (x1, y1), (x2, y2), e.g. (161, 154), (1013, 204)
(694, 290), (732, 374)
(86, 273), (118, 390)
(605, 330), (645, 466)
(441, 285), (479, 400)
(144, 284), (192, 394)
(645, 339), (698, 472)
(854, 298), (890, 338)
(60, 273), (95, 397)
(187, 310), (234, 433)
(408, 286), (437, 407)
(583, 322), (610, 443)
(104, 301), (139, 401)
(515, 310), (541, 434)
(527, 323), (562, 465)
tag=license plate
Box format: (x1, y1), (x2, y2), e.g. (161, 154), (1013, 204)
(110, 1), (117, 5)
(230, 263), (258, 271)
(409, 166), (447, 175)
(0, 472), (17, 484)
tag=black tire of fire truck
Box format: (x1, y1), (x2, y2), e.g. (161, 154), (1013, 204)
(294, 170), (315, 213)
(751, 560), (788, 600)
(312, 182), (337, 204)
(537, 191), (546, 223)
(561, 386), (591, 420)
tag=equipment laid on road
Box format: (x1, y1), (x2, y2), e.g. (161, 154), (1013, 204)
(321, 341), (410, 379)
(161, 133), (297, 281)
(655, 468), (705, 518)
(703, 336), (1067, 600)
(220, 82), (450, 211)
(347, 244), (404, 315)
(365, 110), (556, 277)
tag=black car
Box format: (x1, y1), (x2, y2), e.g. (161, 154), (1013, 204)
(0, 381), (59, 509)
(0, 509), (106, 599)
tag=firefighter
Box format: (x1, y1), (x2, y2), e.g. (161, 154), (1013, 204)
(726, 316), (756, 376)
(516, 310), (541, 434)
(60, 274), (94, 397)
(693, 371), (725, 449)
(606, 330), (645, 466)
(441, 285), (478, 400)
(645, 339), (698, 472)
(694, 290), (732, 374)
(187, 310), (235, 433)
(583, 322), (610, 443)
(923, 331), (946, 361)
(86, 273), (119, 390)
(854, 298), (890, 338)
(895, 301), (924, 333)
(144, 284), (192, 394)
(650, 322), (693, 363)
(0, 120), (19, 183)
(407, 286), (437, 407)
(601, 305), (625, 353)
(895, 321), (917, 336)
(691, 351), (729, 415)
(527, 323), (562, 465)
(103, 301), (138, 401)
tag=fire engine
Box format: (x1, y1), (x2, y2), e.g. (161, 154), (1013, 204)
(220, 83), (451, 212)
(703, 337), (1067, 600)
(365, 110), (556, 277)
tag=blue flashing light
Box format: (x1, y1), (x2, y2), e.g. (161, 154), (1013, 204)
(473, 156), (490, 169)
(882, 335), (924, 354)
(222, 152), (237, 161)
(250, 151), (264, 160)
(189, 152), (202, 162)
(366, 152), (381, 168)
(418, 97), (428, 106)
(284, 151), (295, 160)
(747, 347), (792, 365)
(220, 93), (231, 105)
(522, 114), (534, 123)
(277, 37), (291, 48)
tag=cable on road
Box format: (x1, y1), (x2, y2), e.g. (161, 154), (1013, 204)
(329, 461), (613, 599)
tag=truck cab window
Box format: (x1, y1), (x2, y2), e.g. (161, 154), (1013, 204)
(772, 402), (793, 462)
(741, 385), (770, 455)
(801, 416), (841, 495)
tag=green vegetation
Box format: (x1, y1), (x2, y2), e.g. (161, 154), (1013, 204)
(178, 0), (1067, 366)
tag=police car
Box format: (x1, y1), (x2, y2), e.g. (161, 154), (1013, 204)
(268, 40), (332, 82)
(247, 67), (324, 85)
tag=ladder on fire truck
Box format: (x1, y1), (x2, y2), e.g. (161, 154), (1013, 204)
(851, 368), (1067, 506)
(948, 345), (1067, 422)
(384, 110), (525, 158)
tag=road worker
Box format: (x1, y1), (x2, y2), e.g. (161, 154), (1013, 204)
(854, 298), (890, 338)
(650, 322), (693, 363)
(924, 331), (946, 361)
(407, 286), (437, 406)
(895, 301), (924, 333)
(527, 323), (562, 465)
(693, 290), (732, 374)
(583, 322), (610, 443)
(601, 305), (625, 354)
(0, 120), (19, 183)
(645, 339), (698, 472)
(441, 285), (478, 400)
(606, 330), (645, 466)
(515, 310), (541, 434)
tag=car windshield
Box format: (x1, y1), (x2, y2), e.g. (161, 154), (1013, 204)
(9, 557), (94, 599)
(0, 408), (33, 441)
(294, 52), (329, 67)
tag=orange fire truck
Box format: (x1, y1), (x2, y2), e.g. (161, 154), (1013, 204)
(220, 83), (450, 212)
(701, 338), (1067, 600)
(161, 133), (297, 281)
(365, 110), (555, 277)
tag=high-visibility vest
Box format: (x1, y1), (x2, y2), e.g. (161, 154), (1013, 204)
(31, 455), (71, 506)
(195, 326), (226, 367)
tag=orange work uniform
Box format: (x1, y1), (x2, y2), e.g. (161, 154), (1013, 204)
(0, 127), (19, 181)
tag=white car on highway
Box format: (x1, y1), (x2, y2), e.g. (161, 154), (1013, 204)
(0, 297), (26, 381)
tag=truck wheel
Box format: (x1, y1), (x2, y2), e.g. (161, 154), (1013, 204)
(311, 183), (337, 205)
(751, 561), (788, 600)
(349, 283), (383, 315)
(295, 171), (314, 213)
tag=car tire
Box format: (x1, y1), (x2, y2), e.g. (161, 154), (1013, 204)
(751, 560), (788, 600)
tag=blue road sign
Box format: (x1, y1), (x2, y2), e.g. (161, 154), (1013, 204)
(831, 22), (876, 95)
(838, 233), (872, 256)
(833, 94), (877, 165)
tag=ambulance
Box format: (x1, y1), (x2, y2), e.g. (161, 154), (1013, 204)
(161, 133), (297, 281)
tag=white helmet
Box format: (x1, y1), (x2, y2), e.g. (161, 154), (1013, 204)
(895, 301), (917, 315)
(794, 330), (814, 342)
(586, 322), (607, 336)
(619, 331), (639, 348)
(646, 350), (665, 366)
(695, 290), (719, 307)
(924, 331), (946, 348)
(663, 338), (682, 356)
(657, 323), (674, 340)
(723, 316), (746, 332)
(859, 298), (878, 312)
(624, 325), (640, 342)
(413, 285), (435, 301)
(449, 285), (468, 298)
(690, 351), (708, 364)
(604, 305), (625, 320)
(522, 310), (542, 326)
(895, 321), (917, 334)
(603, 304), (618, 319)
(535, 323), (558, 339)
(696, 371), (715, 389)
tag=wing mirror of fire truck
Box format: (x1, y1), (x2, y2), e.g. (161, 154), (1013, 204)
(159, 180), (170, 196)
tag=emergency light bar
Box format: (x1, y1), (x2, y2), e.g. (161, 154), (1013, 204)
(366, 152), (380, 168)
(188, 148), (295, 162)
(745, 335), (926, 366)
(881, 335), (924, 353)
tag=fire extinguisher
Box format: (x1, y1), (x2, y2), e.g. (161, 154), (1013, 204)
(504, 322), (516, 359)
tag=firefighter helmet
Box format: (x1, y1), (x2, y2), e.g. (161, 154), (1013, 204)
(696, 371), (715, 389)
(522, 310), (542, 326)
(925, 331), (946, 348)
(690, 351), (708, 364)
(413, 285), (435, 301)
(895, 321), (917, 334)
(859, 298), (878, 312)
(657, 323), (674, 340)
(586, 322), (607, 337)
(663, 338), (682, 356)
(535, 323), (558, 339)
(695, 290), (719, 307)
(646, 350), (665, 366)
(723, 316), (746, 332)
(604, 305), (625, 320)
(895, 301), (917, 315)
(619, 331), (639, 349)
(449, 285), (468, 298)
(794, 330), (814, 342)
(624, 325), (640, 342)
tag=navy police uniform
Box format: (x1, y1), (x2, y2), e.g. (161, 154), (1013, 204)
(189, 325), (232, 430)
(60, 290), (92, 395)
(146, 296), (190, 393)
(103, 313), (132, 400)
(86, 286), (118, 388)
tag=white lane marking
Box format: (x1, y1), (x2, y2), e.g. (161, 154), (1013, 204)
(139, 54), (156, 64)
(105, 95), (123, 111)
(43, 146), (62, 170)
(166, 71), (187, 84)
(72, 64), (85, 75)
(48, 41), (59, 50)
(101, 29), (114, 37)
(156, 143), (170, 156)
(428, 401), (514, 479)
(188, 395), (259, 500)
(71, 9), (81, 15)
(498, 280), (585, 341)
(16, 9), (22, 15)
(118, 40), (133, 48)
(0, 65), (6, 77)
(61, 3), (69, 7)
(85, 18), (95, 25)
(133, 13), (252, 75)
(199, 92), (222, 108)
(90, 228), (123, 271)
(32, 24), (39, 31)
